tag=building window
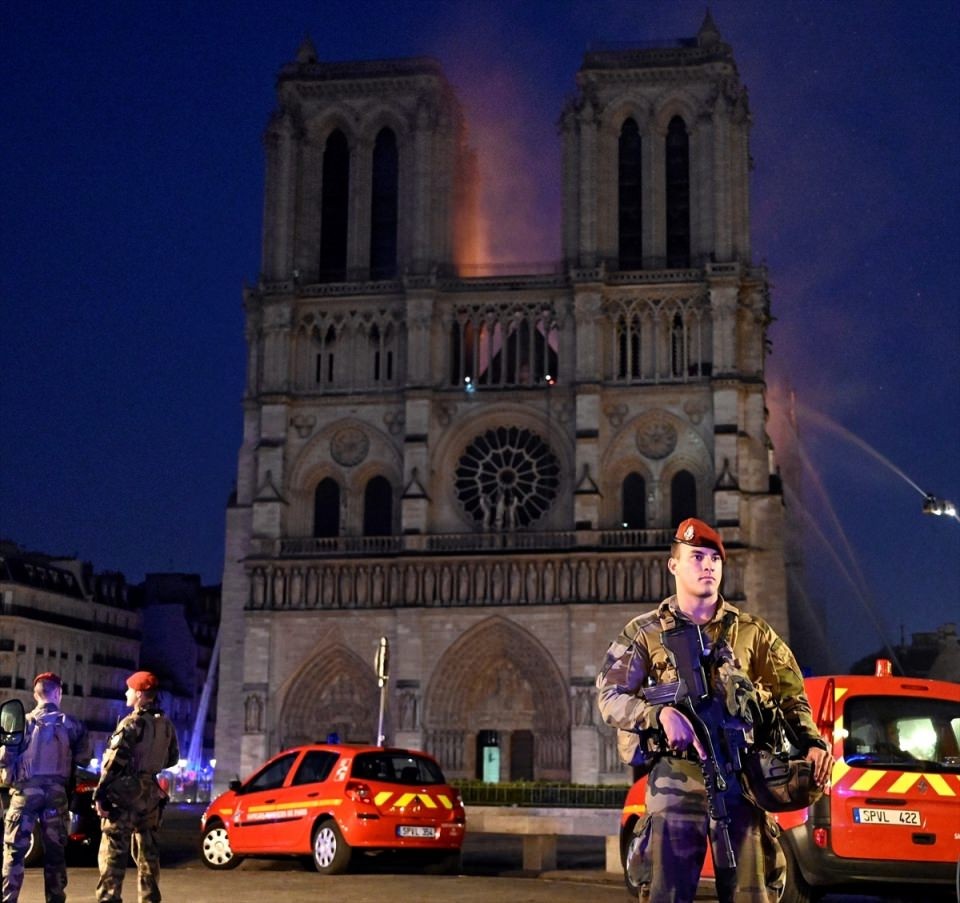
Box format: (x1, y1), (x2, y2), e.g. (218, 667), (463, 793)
(665, 116), (690, 268)
(670, 470), (697, 524)
(450, 303), (559, 388)
(671, 312), (686, 377)
(610, 298), (710, 384)
(314, 324), (337, 388)
(368, 323), (395, 385)
(618, 118), (643, 269)
(313, 478), (341, 538)
(363, 476), (393, 536)
(616, 314), (642, 380)
(621, 473), (646, 529)
(370, 128), (398, 279)
(455, 426), (560, 530)
(319, 129), (350, 282)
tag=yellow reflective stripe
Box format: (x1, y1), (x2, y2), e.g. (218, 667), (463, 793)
(832, 760), (851, 783)
(248, 798), (341, 813)
(383, 791), (439, 809)
(850, 770), (886, 792)
(374, 791), (393, 806)
(623, 804), (646, 816)
(887, 772), (920, 794)
(924, 774), (955, 797)
(435, 794), (453, 809)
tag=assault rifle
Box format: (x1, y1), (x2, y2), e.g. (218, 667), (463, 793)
(641, 619), (749, 871)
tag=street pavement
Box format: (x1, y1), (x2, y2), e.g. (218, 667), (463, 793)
(9, 804), (913, 902)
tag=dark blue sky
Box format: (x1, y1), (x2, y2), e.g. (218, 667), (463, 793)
(2, 1), (958, 669)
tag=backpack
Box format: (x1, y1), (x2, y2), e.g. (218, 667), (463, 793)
(16, 711), (73, 782)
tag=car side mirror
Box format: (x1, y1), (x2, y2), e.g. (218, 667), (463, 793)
(0, 699), (25, 748)
(228, 778), (242, 792)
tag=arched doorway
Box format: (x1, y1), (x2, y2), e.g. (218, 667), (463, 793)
(422, 617), (571, 781)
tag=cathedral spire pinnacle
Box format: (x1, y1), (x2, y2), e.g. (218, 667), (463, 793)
(698, 9), (722, 47)
(295, 35), (317, 65)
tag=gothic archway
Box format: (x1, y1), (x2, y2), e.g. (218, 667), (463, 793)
(423, 617), (570, 780)
(278, 645), (379, 748)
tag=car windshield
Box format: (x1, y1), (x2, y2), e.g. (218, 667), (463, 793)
(844, 695), (960, 772)
(351, 752), (446, 785)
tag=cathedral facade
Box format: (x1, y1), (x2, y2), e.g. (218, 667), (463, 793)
(215, 15), (789, 788)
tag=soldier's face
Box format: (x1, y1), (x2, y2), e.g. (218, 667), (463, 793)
(668, 545), (723, 600)
(125, 687), (138, 707)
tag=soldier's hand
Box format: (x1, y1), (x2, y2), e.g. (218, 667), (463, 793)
(658, 706), (706, 759)
(806, 744), (834, 788)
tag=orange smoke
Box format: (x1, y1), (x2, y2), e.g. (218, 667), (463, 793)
(444, 45), (563, 274)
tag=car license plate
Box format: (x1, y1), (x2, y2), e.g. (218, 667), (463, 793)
(853, 807), (920, 825)
(397, 825), (438, 838)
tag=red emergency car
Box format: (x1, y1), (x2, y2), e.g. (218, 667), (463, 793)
(620, 662), (960, 902)
(200, 743), (465, 874)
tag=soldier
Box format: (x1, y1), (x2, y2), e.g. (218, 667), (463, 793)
(596, 518), (833, 903)
(94, 671), (179, 903)
(1, 671), (91, 903)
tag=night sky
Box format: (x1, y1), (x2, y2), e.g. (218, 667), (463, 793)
(3, 1), (958, 671)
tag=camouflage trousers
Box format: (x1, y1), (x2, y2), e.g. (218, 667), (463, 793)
(626, 756), (785, 903)
(96, 789), (164, 903)
(2, 781), (69, 903)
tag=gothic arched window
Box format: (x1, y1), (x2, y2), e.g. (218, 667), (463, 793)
(670, 470), (697, 524)
(368, 323), (395, 384)
(449, 305), (559, 388)
(314, 324), (337, 387)
(320, 129), (350, 282)
(621, 473), (646, 529)
(616, 314), (642, 380)
(665, 116), (690, 268)
(370, 128), (398, 279)
(618, 118), (643, 270)
(671, 312), (686, 377)
(363, 475), (393, 536)
(313, 478), (341, 537)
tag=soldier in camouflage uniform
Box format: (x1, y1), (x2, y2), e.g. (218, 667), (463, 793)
(1, 671), (91, 903)
(93, 671), (179, 903)
(596, 519), (834, 903)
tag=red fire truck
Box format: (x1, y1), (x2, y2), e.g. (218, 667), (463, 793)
(620, 661), (960, 902)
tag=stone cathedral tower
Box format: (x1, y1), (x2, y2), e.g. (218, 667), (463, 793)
(215, 14), (788, 789)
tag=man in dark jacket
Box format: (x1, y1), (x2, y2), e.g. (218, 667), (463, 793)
(94, 671), (179, 903)
(1, 671), (91, 903)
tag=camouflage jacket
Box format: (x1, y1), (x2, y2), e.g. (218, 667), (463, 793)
(596, 596), (824, 754)
(95, 702), (179, 806)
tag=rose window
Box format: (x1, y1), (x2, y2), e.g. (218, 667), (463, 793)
(455, 426), (560, 529)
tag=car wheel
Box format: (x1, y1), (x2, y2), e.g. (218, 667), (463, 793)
(622, 828), (642, 900)
(311, 819), (351, 874)
(22, 824), (44, 868)
(779, 842), (819, 903)
(200, 822), (244, 870)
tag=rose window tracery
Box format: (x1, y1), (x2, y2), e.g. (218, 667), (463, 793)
(455, 426), (560, 530)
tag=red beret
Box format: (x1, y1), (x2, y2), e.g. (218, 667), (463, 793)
(673, 517), (726, 561)
(126, 671), (159, 692)
(33, 672), (63, 688)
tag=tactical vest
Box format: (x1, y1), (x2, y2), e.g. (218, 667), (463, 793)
(15, 711), (73, 783)
(133, 711), (176, 774)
